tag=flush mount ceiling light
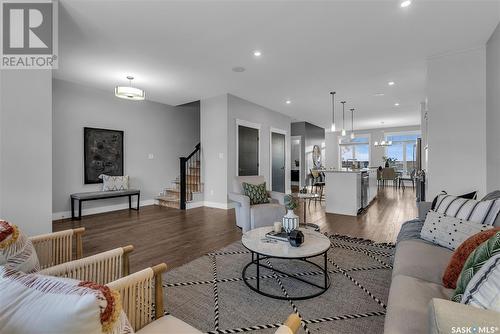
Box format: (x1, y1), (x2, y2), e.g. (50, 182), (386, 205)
(285, 100), (291, 104)
(394, 102), (400, 106)
(400, 0), (412, 8)
(374, 93), (385, 97)
(115, 76), (145, 101)
(388, 81), (395, 86)
(253, 50), (262, 57)
(232, 66), (246, 73)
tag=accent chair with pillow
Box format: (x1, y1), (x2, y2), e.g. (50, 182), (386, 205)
(229, 176), (286, 232)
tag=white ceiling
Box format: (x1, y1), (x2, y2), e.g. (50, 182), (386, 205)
(55, 0), (500, 130)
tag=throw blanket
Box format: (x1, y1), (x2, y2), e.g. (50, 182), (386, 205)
(397, 219), (425, 243)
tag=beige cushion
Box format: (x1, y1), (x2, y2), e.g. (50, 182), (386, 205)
(0, 268), (132, 334)
(392, 239), (453, 284)
(384, 275), (453, 334)
(250, 203), (286, 230)
(136, 315), (202, 334)
(233, 176), (266, 194)
(429, 298), (500, 334)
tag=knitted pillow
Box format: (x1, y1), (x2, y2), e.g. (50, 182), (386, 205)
(452, 231), (500, 302)
(0, 220), (39, 273)
(242, 182), (269, 205)
(442, 228), (500, 288)
(0, 267), (132, 333)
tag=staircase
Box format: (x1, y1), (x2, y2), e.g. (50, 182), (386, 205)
(157, 144), (202, 209)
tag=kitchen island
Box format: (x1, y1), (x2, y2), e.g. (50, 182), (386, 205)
(323, 168), (377, 216)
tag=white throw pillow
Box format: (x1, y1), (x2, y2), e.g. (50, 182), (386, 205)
(462, 253), (500, 312)
(0, 220), (40, 273)
(420, 211), (493, 250)
(99, 174), (129, 191)
(0, 267), (133, 334)
(434, 194), (500, 226)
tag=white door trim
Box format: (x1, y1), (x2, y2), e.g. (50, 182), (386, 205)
(270, 127), (288, 193)
(236, 119), (261, 176)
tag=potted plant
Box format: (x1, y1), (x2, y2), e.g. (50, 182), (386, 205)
(282, 195), (299, 233)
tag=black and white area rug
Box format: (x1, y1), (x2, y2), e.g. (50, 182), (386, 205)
(163, 234), (395, 334)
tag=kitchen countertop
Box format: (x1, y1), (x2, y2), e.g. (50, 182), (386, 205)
(321, 168), (375, 174)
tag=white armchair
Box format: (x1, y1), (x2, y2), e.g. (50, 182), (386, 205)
(228, 176), (286, 232)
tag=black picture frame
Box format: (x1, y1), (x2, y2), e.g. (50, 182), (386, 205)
(83, 127), (124, 184)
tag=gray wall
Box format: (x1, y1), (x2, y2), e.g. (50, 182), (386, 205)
(0, 70), (53, 236)
(227, 94), (292, 195)
(487, 23), (500, 192)
(426, 47), (487, 199)
(200, 94), (228, 206)
(52, 79), (199, 218)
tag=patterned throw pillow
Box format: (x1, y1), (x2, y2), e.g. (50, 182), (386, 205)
(99, 174), (129, 191)
(0, 267), (133, 333)
(461, 253), (500, 311)
(242, 182), (269, 205)
(420, 211), (493, 251)
(0, 220), (40, 273)
(452, 231), (500, 302)
(443, 228), (500, 289)
(433, 194), (500, 226)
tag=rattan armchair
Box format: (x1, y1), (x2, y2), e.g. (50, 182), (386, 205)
(29, 227), (85, 269)
(39, 245), (134, 285)
(107, 263), (302, 334)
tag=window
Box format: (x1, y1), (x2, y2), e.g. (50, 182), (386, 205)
(339, 135), (370, 168)
(385, 133), (420, 173)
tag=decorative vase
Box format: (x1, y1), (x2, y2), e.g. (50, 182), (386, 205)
(282, 209), (299, 233)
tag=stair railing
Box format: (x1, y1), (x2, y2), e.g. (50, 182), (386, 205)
(180, 143), (201, 210)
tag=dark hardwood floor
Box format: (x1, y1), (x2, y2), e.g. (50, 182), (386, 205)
(53, 187), (417, 273)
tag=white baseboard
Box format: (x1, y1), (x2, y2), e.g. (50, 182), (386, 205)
(52, 199), (156, 221)
(186, 201), (204, 209)
(202, 201), (235, 210)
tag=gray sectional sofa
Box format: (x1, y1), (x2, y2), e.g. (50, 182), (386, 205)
(384, 205), (500, 334)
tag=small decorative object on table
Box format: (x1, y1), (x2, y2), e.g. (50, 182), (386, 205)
(288, 230), (305, 247)
(282, 195), (299, 233)
(299, 187), (308, 194)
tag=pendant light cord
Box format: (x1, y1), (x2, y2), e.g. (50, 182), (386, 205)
(330, 92), (336, 130)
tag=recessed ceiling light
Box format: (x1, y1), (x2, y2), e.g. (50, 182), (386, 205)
(374, 93), (385, 97)
(253, 50), (262, 57)
(232, 66), (246, 72)
(285, 100), (291, 104)
(388, 81), (395, 86)
(394, 103), (400, 106)
(400, 0), (412, 8)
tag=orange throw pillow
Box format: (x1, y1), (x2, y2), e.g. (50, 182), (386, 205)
(442, 228), (500, 289)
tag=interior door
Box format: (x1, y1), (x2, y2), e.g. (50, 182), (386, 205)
(238, 125), (259, 176)
(271, 132), (286, 193)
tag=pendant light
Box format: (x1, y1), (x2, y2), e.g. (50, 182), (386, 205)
(330, 92), (336, 132)
(341, 101), (347, 136)
(115, 76), (145, 101)
(350, 108), (355, 139)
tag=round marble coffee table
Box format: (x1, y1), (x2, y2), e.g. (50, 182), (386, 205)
(241, 227), (331, 300)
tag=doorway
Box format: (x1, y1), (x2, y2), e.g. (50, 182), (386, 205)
(271, 131), (286, 193)
(238, 125), (259, 176)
